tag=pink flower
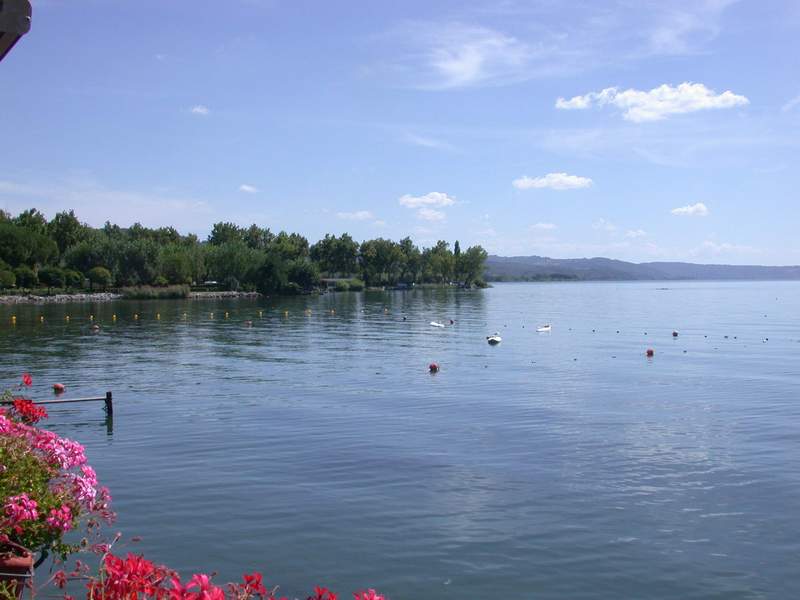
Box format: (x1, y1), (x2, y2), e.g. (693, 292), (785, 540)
(353, 591), (385, 600)
(4, 494), (39, 523)
(46, 505), (73, 532)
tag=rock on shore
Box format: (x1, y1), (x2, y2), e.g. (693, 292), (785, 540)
(0, 293), (123, 305)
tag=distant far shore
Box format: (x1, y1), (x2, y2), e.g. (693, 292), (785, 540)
(0, 291), (261, 305)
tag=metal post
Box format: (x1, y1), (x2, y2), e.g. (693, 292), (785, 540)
(104, 391), (113, 415)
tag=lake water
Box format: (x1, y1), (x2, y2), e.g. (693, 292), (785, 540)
(2, 281), (800, 599)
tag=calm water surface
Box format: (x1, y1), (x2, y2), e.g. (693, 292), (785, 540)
(2, 282), (800, 599)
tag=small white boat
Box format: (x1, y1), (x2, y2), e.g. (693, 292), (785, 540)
(430, 321), (445, 328)
(486, 333), (502, 345)
(536, 324), (552, 332)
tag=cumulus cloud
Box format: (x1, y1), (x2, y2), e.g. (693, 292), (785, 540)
(530, 222), (557, 231)
(555, 82), (749, 122)
(513, 172), (593, 190)
(399, 192), (456, 208)
(625, 229), (647, 238)
(190, 105), (210, 116)
(337, 210), (376, 221)
(671, 202), (709, 216)
(417, 207), (446, 221)
(238, 184), (258, 194)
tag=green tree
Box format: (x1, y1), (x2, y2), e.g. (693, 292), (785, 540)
(243, 224), (274, 250)
(399, 237), (422, 284)
(48, 210), (88, 256)
(160, 244), (194, 284)
(205, 241), (262, 288)
(359, 238), (403, 286)
(13, 265), (38, 289)
(269, 231), (309, 262)
(459, 245), (488, 286)
(287, 259), (320, 290)
(422, 241), (454, 283)
(253, 254), (288, 294)
(0, 270), (15, 289)
(63, 269), (84, 289)
(14, 209), (48, 236)
(87, 266), (112, 291)
(38, 266), (65, 292)
(208, 222), (243, 246)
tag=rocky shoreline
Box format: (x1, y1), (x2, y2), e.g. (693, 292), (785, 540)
(0, 291), (262, 305)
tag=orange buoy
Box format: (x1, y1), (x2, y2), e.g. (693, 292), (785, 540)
(646, 348), (655, 357)
(429, 362), (440, 373)
(53, 383), (66, 394)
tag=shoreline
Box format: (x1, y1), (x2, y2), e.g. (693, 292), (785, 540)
(0, 291), (262, 305)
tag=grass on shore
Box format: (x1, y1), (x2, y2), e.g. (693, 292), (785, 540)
(120, 285), (190, 299)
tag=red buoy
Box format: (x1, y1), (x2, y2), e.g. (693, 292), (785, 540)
(53, 383), (66, 394)
(429, 362), (440, 373)
(646, 349), (655, 357)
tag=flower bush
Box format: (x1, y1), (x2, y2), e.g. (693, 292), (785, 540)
(0, 375), (115, 562)
(2, 375), (386, 600)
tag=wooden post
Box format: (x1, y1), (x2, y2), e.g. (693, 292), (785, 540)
(104, 391), (113, 415)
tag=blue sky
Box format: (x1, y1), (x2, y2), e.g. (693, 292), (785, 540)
(1, 0), (799, 264)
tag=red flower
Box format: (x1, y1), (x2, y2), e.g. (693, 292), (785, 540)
(21, 373), (32, 386)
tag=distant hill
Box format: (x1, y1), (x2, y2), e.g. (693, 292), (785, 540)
(485, 255), (800, 281)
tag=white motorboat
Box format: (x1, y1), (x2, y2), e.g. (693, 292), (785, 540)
(536, 324), (552, 332)
(486, 333), (502, 345)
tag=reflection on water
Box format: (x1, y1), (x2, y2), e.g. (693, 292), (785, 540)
(2, 282), (800, 599)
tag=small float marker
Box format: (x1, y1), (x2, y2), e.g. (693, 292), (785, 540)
(134, 313), (139, 320)
(157, 313), (161, 320)
(210, 312), (214, 318)
(646, 348), (655, 357)
(53, 383), (66, 394)
(89, 315), (94, 321)
(39, 315), (44, 323)
(112, 314), (117, 321)
(225, 312), (229, 319)
(672, 331), (678, 337)
(10, 315), (16, 324)
(65, 315), (70, 322)
(429, 362), (440, 373)
(284, 310), (289, 317)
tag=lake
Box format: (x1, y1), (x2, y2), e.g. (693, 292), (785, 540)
(2, 281), (799, 599)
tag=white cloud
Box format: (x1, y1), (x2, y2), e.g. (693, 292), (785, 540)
(556, 82), (749, 122)
(671, 202), (709, 216)
(417, 207), (446, 221)
(782, 94), (800, 113)
(530, 222), (557, 231)
(402, 133), (455, 150)
(398, 192), (456, 208)
(238, 184), (258, 194)
(337, 210), (375, 221)
(513, 172), (593, 190)
(625, 229), (648, 238)
(190, 105), (210, 116)
(592, 218), (617, 232)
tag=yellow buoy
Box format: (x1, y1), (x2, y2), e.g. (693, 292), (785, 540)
(182, 312), (187, 319)
(89, 314), (94, 321)
(225, 312), (229, 319)
(65, 315), (70, 322)
(39, 315), (44, 322)
(134, 313), (139, 320)
(210, 312), (214, 318)
(156, 313), (160, 320)
(284, 310), (289, 317)
(112, 314), (117, 321)
(258, 310), (263, 317)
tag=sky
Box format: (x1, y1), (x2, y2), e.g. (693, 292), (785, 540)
(1, 0), (799, 264)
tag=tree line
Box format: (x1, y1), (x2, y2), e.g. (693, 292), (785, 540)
(0, 209), (488, 294)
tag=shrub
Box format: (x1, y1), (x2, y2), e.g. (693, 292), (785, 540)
(64, 269), (84, 289)
(12, 265), (37, 289)
(347, 278), (365, 291)
(0, 269), (15, 289)
(153, 275), (169, 287)
(334, 280), (349, 292)
(87, 266), (113, 291)
(38, 265), (65, 291)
